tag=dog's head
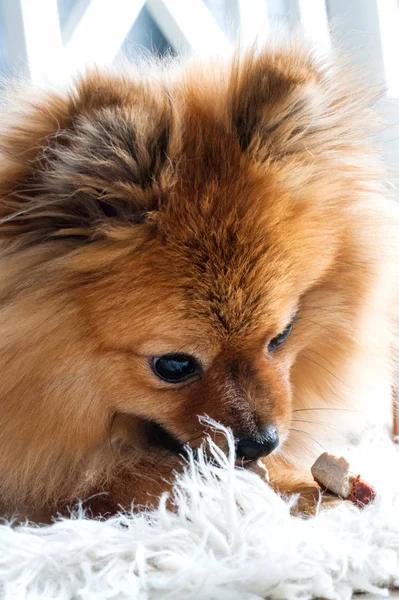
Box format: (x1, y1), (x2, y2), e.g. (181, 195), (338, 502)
(0, 47), (393, 514)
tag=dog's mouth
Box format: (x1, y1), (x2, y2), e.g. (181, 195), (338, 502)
(142, 420), (185, 455)
(139, 419), (255, 468)
(234, 458), (255, 467)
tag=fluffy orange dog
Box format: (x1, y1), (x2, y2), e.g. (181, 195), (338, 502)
(0, 45), (397, 521)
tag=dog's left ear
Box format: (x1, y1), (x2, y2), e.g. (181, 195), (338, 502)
(228, 48), (370, 161)
(0, 71), (173, 249)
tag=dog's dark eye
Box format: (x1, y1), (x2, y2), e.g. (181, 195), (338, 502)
(151, 353), (201, 383)
(268, 320), (295, 353)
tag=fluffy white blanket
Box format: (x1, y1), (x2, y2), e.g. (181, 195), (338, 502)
(1, 430), (399, 600)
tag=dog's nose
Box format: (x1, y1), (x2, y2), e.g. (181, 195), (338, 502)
(235, 425), (279, 461)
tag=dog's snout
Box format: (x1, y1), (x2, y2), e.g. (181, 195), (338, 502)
(235, 425), (279, 461)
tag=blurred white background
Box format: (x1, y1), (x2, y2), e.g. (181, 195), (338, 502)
(0, 0), (398, 171)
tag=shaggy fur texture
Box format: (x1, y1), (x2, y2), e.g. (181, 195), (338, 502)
(0, 43), (397, 520)
(1, 429), (399, 600)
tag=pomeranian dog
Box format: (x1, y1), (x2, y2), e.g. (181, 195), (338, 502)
(0, 43), (397, 521)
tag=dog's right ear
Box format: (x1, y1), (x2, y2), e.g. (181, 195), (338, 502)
(227, 46), (376, 163)
(0, 71), (173, 249)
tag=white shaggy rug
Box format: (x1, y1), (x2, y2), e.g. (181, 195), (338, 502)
(1, 429), (399, 600)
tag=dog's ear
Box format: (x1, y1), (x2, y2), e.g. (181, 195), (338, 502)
(228, 47), (371, 162)
(0, 71), (173, 248)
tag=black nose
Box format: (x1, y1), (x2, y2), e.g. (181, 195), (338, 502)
(235, 425), (279, 461)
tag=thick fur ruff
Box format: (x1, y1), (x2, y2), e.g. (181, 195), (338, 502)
(1, 430), (399, 600)
(0, 42), (397, 520)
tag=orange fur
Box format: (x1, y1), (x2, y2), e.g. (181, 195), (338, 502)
(0, 44), (397, 520)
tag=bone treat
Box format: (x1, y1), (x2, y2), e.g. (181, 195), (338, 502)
(311, 452), (376, 507)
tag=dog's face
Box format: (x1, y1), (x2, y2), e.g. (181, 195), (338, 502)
(61, 64), (339, 469)
(0, 48), (394, 515)
(78, 154), (336, 462)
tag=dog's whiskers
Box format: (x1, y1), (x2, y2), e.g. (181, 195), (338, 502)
(300, 354), (350, 389)
(292, 417), (345, 435)
(280, 437), (318, 461)
(289, 427), (325, 451)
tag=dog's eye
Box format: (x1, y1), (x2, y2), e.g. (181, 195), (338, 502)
(268, 319), (295, 353)
(151, 353), (202, 383)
